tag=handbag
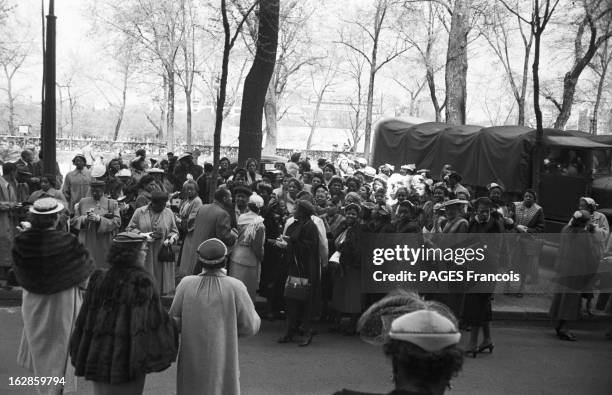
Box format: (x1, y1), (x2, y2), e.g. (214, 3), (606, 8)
(284, 256), (311, 301)
(158, 244), (175, 262)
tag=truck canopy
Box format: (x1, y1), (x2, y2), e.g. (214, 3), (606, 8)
(371, 119), (612, 192)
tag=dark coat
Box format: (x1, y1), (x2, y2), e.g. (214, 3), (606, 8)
(70, 266), (178, 384)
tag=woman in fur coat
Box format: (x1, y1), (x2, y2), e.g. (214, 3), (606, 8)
(70, 232), (178, 395)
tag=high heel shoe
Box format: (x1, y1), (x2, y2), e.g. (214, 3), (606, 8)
(477, 342), (494, 354)
(299, 330), (315, 347)
(464, 348), (478, 358)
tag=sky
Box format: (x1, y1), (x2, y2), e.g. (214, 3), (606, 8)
(5, 0), (608, 131)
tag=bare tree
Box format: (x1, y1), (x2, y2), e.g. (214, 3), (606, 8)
(401, 2), (447, 121)
(391, 67), (427, 117)
(95, 0), (185, 151)
(445, 0), (471, 124)
(303, 60), (338, 149)
(481, 0), (533, 125)
(337, 0), (410, 160)
(0, 6), (31, 135)
(237, 0), (321, 154)
(238, 0), (280, 166)
(544, 0), (612, 129)
(343, 51), (367, 153)
(176, 0), (199, 150)
(501, 0), (560, 189)
(589, 38), (612, 133)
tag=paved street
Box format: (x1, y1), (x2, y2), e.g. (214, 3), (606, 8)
(0, 307), (612, 395)
(1, 308), (611, 395)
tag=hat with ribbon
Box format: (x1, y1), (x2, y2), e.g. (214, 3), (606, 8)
(29, 197), (64, 215)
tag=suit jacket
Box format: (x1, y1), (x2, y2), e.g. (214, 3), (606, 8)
(179, 201), (237, 275)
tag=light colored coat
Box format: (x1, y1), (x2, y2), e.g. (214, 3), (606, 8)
(126, 205), (179, 294)
(17, 286), (83, 395)
(70, 197), (121, 268)
(169, 272), (260, 395)
(229, 211), (265, 301)
(62, 168), (91, 214)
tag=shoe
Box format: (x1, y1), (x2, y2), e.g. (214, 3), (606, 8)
(299, 330), (315, 347)
(277, 334), (294, 344)
(556, 329), (577, 341)
(477, 342), (494, 353)
(464, 348), (478, 358)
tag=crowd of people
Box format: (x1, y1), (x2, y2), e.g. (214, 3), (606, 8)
(2, 145), (612, 394)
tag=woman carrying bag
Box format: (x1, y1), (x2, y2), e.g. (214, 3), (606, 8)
(277, 200), (320, 346)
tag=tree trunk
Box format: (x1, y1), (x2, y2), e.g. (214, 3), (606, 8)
(166, 68), (175, 152)
(553, 18), (608, 130)
(159, 75), (167, 140)
(445, 0), (470, 125)
(306, 87), (326, 150)
(238, 0), (280, 167)
(113, 65), (129, 141)
(592, 54), (609, 134)
(185, 87), (192, 150)
(57, 86), (63, 139)
(263, 79), (277, 155)
(363, 65), (376, 160)
(532, 29), (543, 190)
(6, 69), (14, 135)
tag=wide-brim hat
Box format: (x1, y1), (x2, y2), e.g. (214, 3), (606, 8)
(440, 198), (468, 208)
(344, 202), (362, 214)
(113, 232), (147, 245)
(146, 168), (165, 174)
(580, 196), (597, 208)
(401, 164), (416, 172)
(197, 238), (228, 265)
(29, 197), (64, 215)
(389, 310), (461, 352)
(363, 166), (376, 178)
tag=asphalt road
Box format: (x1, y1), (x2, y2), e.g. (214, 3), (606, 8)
(1, 307), (611, 395)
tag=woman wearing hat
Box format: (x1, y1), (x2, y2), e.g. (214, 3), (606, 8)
(245, 157), (262, 186)
(62, 154), (92, 214)
(335, 291), (464, 395)
(176, 180), (203, 272)
(71, 179), (121, 268)
(130, 155), (147, 184)
(126, 191), (179, 295)
(508, 189), (544, 296)
(13, 198), (96, 395)
(463, 197), (503, 357)
(550, 210), (601, 341)
(229, 193), (266, 302)
(277, 199), (320, 346)
(330, 203), (364, 335)
(70, 232), (178, 395)
(322, 163), (336, 187)
(170, 238), (260, 395)
(133, 174), (161, 209)
(576, 197), (609, 315)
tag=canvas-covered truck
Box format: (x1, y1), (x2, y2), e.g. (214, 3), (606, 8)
(371, 119), (612, 231)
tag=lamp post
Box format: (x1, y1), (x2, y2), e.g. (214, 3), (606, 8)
(42, 0), (56, 176)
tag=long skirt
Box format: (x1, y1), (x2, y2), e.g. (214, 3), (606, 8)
(92, 376), (146, 395)
(332, 266), (361, 314)
(462, 293), (492, 326)
(229, 263), (259, 302)
(549, 293), (582, 321)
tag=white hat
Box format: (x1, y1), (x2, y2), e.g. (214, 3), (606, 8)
(580, 197), (597, 207)
(29, 197), (64, 215)
(90, 165), (106, 178)
(401, 164), (416, 172)
(357, 158), (367, 165)
(146, 168), (165, 174)
(389, 310), (461, 352)
(248, 192), (264, 208)
(117, 168), (132, 177)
